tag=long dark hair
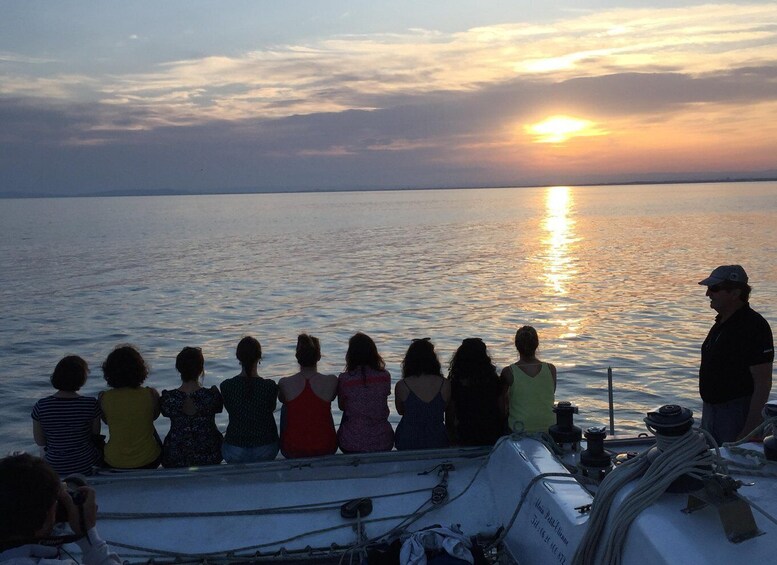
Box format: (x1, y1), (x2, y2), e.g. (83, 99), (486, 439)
(401, 338), (442, 379)
(345, 332), (385, 383)
(448, 338), (498, 386)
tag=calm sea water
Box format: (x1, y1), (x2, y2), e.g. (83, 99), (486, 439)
(1, 182), (776, 454)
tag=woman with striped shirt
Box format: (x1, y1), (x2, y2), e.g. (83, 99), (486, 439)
(31, 355), (102, 476)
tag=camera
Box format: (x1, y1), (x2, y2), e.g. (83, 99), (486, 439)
(54, 475), (88, 523)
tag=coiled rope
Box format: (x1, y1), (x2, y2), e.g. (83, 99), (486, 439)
(571, 427), (716, 565)
(719, 415), (777, 478)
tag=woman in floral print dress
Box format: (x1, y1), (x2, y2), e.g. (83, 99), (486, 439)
(160, 347), (224, 468)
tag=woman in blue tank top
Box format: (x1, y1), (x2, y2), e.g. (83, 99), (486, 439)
(394, 338), (451, 450)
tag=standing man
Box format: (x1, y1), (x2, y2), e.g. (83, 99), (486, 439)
(698, 265), (774, 443)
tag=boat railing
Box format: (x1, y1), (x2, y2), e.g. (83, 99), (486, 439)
(554, 364), (698, 437)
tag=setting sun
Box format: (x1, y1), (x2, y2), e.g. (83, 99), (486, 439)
(525, 115), (601, 144)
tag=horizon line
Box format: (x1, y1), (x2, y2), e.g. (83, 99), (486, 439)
(2, 175), (776, 200)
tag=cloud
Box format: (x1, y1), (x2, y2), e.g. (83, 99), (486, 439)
(2, 3), (777, 194)
(3, 3), (776, 130)
(3, 62), (777, 193)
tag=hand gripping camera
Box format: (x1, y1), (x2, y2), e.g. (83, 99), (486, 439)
(54, 474), (88, 525)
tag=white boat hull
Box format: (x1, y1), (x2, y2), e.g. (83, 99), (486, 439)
(79, 436), (777, 564)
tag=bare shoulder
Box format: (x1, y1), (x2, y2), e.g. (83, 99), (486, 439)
(322, 373), (339, 398)
(500, 365), (514, 385)
(277, 376), (293, 401)
(324, 373), (339, 385)
(278, 374), (295, 390)
(394, 378), (409, 399)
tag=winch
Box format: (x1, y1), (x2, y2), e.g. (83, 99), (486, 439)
(645, 404), (704, 492)
(580, 426), (612, 481)
(549, 401), (582, 452)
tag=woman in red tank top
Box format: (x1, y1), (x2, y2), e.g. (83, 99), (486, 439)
(278, 334), (338, 458)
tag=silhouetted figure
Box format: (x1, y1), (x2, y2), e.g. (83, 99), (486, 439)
(32, 355), (102, 476)
(500, 326), (557, 434)
(160, 347), (223, 468)
(279, 334), (338, 458)
(698, 265), (773, 443)
(220, 336), (279, 462)
(337, 332), (394, 453)
(99, 345), (162, 469)
(0, 453), (121, 564)
(447, 338), (504, 446)
(394, 338), (450, 450)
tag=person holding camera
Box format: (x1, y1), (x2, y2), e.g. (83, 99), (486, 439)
(0, 453), (121, 565)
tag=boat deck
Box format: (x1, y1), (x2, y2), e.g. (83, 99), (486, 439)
(72, 436), (777, 564)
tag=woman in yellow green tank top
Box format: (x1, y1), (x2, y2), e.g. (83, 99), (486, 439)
(499, 326), (557, 433)
(99, 345), (162, 469)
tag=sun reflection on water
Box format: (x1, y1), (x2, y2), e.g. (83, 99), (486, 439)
(542, 186), (580, 338)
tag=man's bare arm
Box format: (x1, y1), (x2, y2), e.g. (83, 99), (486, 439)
(738, 362), (773, 440)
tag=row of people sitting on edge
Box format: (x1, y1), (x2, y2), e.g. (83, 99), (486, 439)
(31, 326), (557, 476)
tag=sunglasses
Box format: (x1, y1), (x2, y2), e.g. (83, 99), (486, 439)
(708, 284), (729, 293)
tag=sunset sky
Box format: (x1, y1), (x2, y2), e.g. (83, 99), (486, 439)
(2, 1), (777, 196)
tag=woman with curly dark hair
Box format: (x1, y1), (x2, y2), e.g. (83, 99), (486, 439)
(447, 338), (504, 446)
(99, 345), (161, 469)
(394, 338), (450, 450)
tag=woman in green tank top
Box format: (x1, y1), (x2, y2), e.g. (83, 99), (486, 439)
(499, 326), (557, 433)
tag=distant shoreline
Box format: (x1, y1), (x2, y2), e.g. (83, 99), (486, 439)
(2, 176), (776, 199)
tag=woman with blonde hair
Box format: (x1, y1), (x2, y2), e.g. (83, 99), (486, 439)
(500, 326), (557, 433)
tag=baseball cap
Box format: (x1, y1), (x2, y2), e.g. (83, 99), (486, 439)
(698, 265), (749, 286)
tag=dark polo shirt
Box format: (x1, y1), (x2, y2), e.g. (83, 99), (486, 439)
(699, 304), (774, 404)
